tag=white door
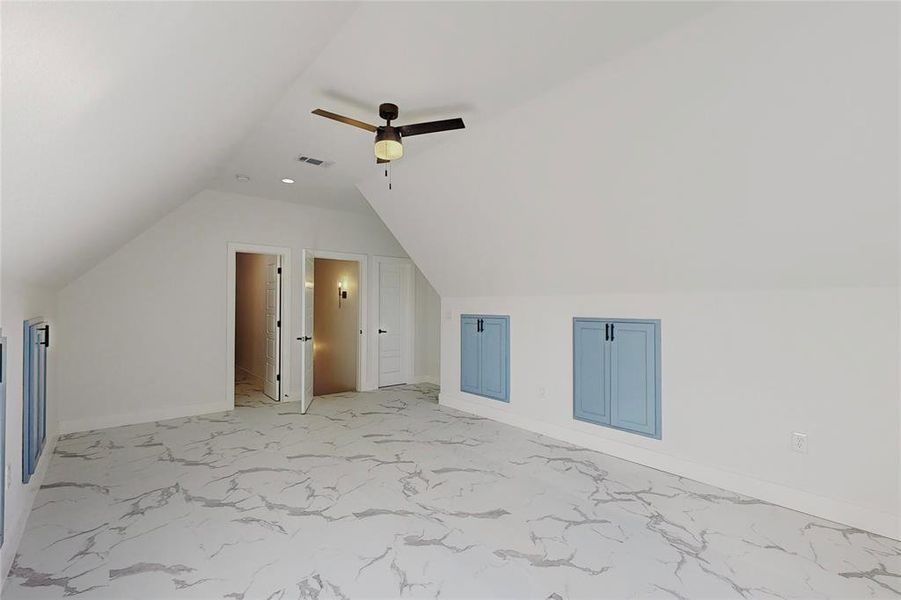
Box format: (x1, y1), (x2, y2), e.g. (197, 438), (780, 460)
(300, 249), (315, 412)
(378, 262), (406, 387)
(263, 255), (281, 401)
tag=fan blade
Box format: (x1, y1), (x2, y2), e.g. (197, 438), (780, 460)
(312, 109), (378, 132)
(397, 118), (465, 137)
(377, 158), (390, 164)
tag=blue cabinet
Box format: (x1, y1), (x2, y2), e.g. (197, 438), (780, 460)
(573, 318), (660, 438)
(460, 316), (481, 395)
(23, 318), (49, 483)
(0, 332), (6, 548)
(461, 315), (509, 402)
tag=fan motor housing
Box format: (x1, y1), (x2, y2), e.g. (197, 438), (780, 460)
(379, 103), (399, 122)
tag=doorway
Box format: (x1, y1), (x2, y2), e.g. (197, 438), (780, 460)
(299, 250), (366, 413)
(234, 252), (281, 407)
(313, 258), (360, 396)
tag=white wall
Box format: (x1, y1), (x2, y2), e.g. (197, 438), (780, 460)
(359, 4), (901, 538)
(360, 3), (897, 298)
(413, 266), (440, 384)
(0, 278), (58, 587)
(441, 288), (899, 538)
(55, 190), (409, 433)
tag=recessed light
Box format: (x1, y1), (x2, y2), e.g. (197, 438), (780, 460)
(281, 178), (295, 184)
(235, 174), (250, 182)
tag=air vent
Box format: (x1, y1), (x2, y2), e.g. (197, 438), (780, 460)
(298, 155), (331, 167)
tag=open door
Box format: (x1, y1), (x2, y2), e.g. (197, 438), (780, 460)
(263, 255), (281, 401)
(300, 249), (315, 413)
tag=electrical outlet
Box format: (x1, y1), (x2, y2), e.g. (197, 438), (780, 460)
(537, 386), (547, 399)
(791, 432), (808, 454)
(444, 310), (452, 321)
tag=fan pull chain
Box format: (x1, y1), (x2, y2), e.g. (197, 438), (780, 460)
(389, 163), (392, 190)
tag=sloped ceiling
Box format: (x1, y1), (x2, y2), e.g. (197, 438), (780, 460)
(209, 2), (714, 214)
(2, 1), (712, 289)
(2, 1), (356, 287)
(359, 3), (899, 297)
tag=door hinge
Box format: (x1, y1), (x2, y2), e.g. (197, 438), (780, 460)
(277, 267), (282, 275)
(276, 374), (280, 382)
(277, 320), (281, 328)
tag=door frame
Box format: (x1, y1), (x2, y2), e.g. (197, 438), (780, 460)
(373, 256), (415, 388)
(226, 243), (292, 407)
(303, 250), (368, 397)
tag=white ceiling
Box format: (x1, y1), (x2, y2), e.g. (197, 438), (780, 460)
(3, 1), (712, 288)
(359, 3), (899, 296)
(212, 2), (714, 213)
(2, 1), (356, 286)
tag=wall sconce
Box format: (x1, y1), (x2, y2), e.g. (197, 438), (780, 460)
(338, 279), (348, 307)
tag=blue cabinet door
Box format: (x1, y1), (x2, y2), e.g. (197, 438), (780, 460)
(460, 316), (481, 395)
(573, 318), (660, 439)
(573, 319), (610, 425)
(479, 317), (509, 402)
(610, 321), (659, 437)
(0, 333), (6, 548)
(23, 319), (48, 484)
(460, 314), (510, 402)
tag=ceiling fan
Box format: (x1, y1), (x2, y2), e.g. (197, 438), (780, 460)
(312, 102), (465, 164)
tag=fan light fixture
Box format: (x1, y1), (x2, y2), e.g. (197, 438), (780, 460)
(312, 102), (465, 190)
(374, 127), (403, 161)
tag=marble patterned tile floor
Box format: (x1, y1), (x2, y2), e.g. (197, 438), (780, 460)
(5, 384), (900, 599)
(234, 370), (279, 408)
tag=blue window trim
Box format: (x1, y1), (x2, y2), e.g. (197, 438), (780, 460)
(572, 317), (662, 440)
(460, 314), (510, 403)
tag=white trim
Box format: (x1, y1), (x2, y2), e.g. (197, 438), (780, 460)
(59, 402), (229, 435)
(439, 391), (900, 540)
(307, 250), (369, 392)
(0, 433), (57, 581)
(372, 256), (415, 388)
(226, 242), (293, 406)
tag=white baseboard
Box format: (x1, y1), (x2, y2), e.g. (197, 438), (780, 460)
(409, 375), (440, 386)
(1, 433), (58, 583)
(59, 400), (231, 434)
(439, 391), (900, 541)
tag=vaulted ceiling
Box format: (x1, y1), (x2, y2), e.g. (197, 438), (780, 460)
(2, 1), (712, 288)
(358, 3), (899, 296)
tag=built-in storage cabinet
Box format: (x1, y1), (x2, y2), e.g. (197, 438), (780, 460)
(0, 331), (6, 548)
(461, 315), (509, 402)
(573, 318), (660, 438)
(23, 318), (49, 483)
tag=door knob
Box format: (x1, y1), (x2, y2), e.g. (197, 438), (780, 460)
(297, 336), (312, 341)
(378, 329), (387, 334)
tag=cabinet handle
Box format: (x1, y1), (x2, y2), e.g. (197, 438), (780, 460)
(477, 319), (482, 332)
(610, 323), (615, 341)
(605, 323), (609, 341)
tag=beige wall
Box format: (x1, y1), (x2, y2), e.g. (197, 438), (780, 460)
(314, 258), (359, 395)
(235, 253), (269, 381)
